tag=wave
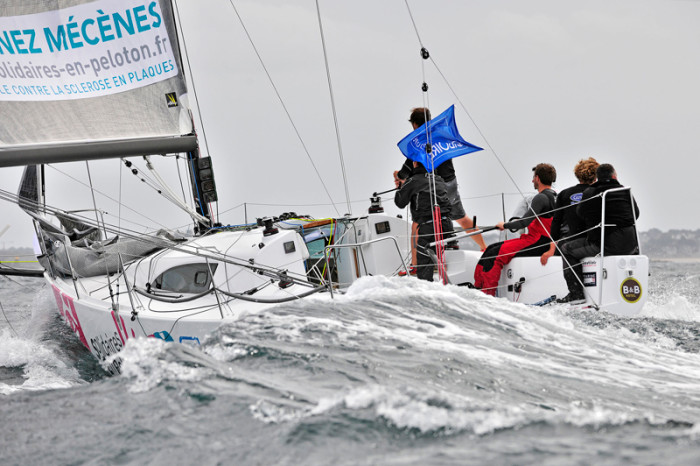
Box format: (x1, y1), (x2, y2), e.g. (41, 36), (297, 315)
(104, 276), (700, 437)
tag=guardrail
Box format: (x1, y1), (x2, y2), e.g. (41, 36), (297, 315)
(597, 186), (639, 307)
(323, 236), (407, 298)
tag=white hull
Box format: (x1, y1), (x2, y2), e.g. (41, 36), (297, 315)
(43, 213), (413, 372)
(48, 273), (265, 374)
(42, 212), (650, 373)
(446, 249), (649, 314)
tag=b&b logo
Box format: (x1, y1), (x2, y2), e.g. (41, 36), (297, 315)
(620, 277), (642, 303)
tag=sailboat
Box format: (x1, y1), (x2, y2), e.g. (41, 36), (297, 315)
(0, 0), (648, 373)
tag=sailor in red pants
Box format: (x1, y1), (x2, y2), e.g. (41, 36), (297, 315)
(474, 163), (557, 296)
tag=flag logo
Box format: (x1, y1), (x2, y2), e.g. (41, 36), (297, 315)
(397, 105), (482, 172)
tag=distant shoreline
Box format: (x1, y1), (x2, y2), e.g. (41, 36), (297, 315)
(650, 257), (700, 263)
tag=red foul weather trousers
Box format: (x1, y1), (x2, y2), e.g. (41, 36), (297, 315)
(473, 218), (552, 296)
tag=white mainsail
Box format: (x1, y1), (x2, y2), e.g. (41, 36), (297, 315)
(0, 0), (195, 166)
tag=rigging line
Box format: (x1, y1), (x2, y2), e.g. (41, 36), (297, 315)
(413, 19), (442, 275)
(1, 274), (44, 291)
(405, 1), (437, 215)
(117, 157), (123, 308)
(143, 156), (209, 224)
(0, 188), (165, 241)
(0, 301), (19, 338)
(44, 165), (173, 232)
(403, 0), (425, 47)
(214, 202), (247, 216)
(226, 0), (341, 217)
(462, 192), (523, 200)
(33, 201), (305, 283)
(172, 0), (212, 159)
(84, 161), (106, 239)
(85, 160), (117, 306)
(232, 201), (348, 208)
(403, 0), (526, 205)
(404, 7), (583, 291)
(428, 56), (525, 204)
(118, 158), (123, 237)
(92, 157), (204, 226)
(175, 155), (191, 209)
(315, 0), (352, 216)
(403, 4), (580, 292)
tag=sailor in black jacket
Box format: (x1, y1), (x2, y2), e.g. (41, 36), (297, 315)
(540, 158), (599, 299)
(559, 163), (640, 303)
(394, 161), (453, 281)
(577, 167), (640, 254)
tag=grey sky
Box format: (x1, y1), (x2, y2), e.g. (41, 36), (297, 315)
(1, 0), (699, 248)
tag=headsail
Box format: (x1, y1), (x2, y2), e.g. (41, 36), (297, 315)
(0, 0), (196, 167)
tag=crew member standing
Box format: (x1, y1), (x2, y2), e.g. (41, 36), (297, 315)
(394, 108), (486, 276)
(394, 161), (454, 281)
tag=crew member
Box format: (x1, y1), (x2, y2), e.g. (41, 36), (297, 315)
(394, 107), (486, 276)
(540, 158), (599, 301)
(558, 163), (640, 303)
(474, 163), (557, 296)
(394, 161), (454, 281)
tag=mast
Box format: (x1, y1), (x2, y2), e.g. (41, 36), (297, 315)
(186, 148), (218, 234)
(169, 0), (218, 234)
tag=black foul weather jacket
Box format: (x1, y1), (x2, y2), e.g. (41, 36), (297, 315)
(577, 178), (640, 254)
(394, 171), (452, 224)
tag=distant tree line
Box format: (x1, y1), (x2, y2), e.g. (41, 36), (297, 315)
(638, 229), (700, 258)
(0, 246), (35, 258)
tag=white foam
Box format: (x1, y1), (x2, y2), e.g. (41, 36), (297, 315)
(250, 399), (306, 424)
(115, 338), (209, 393)
(641, 294), (700, 322)
(310, 384), (546, 435)
(0, 328), (81, 394)
(306, 383), (693, 435)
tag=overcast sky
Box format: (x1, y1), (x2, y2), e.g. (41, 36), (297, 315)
(1, 0), (699, 248)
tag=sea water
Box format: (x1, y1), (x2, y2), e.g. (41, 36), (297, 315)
(1, 260), (699, 465)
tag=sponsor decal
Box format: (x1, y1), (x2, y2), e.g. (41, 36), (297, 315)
(179, 336), (200, 345)
(51, 285), (89, 348)
(165, 91), (177, 107)
(570, 193), (583, 203)
(151, 331), (200, 345)
(0, 0), (179, 101)
(583, 272), (597, 287)
(620, 277), (642, 303)
(111, 309), (136, 345)
(90, 332), (123, 374)
(581, 260), (597, 269)
(151, 330), (173, 341)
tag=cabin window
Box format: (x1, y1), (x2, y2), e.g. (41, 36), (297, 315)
(305, 237), (327, 259)
(153, 263), (218, 294)
(302, 227), (338, 285)
(303, 227), (332, 259)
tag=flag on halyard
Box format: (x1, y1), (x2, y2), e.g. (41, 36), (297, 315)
(397, 105), (482, 171)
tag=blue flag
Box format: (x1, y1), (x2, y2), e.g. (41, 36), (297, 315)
(397, 105), (483, 172)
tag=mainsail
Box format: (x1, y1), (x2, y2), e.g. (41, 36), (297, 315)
(0, 0), (196, 167)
